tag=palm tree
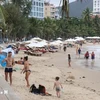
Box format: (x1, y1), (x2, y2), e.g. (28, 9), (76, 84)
(0, 6), (6, 28)
(82, 8), (91, 25)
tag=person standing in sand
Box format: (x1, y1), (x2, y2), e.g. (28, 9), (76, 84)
(53, 77), (63, 98)
(68, 54), (71, 67)
(76, 45), (78, 55)
(2, 51), (15, 86)
(21, 56), (31, 87)
(63, 44), (67, 52)
(78, 48), (81, 58)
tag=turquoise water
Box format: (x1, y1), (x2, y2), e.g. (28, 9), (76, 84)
(76, 45), (100, 70)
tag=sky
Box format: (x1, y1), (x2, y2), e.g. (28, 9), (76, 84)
(49, 0), (76, 6)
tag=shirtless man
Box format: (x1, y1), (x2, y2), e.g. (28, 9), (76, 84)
(3, 51), (15, 85)
(21, 56), (31, 87)
(53, 77), (63, 98)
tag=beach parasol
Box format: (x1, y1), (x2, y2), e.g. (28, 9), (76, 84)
(0, 54), (6, 67)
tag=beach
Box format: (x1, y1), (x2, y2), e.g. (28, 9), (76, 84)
(0, 43), (100, 100)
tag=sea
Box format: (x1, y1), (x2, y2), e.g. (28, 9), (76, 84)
(75, 45), (100, 71)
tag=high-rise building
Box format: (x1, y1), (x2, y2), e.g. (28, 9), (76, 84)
(93, 0), (100, 14)
(44, 2), (56, 19)
(30, 0), (44, 19)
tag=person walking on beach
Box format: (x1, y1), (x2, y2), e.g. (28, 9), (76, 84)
(68, 54), (71, 67)
(63, 45), (67, 52)
(76, 46), (78, 55)
(21, 56), (31, 87)
(78, 48), (81, 58)
(53, 77), (63, 98)
(3, 51), (15, 85)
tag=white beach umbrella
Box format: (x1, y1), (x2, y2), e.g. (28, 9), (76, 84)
(31, 37), (42, 41)
(75, 38), (85, 41)
(27, 42), (47, 48)
(65, 39), (76, 42)
(50, 40), (63, 46)
(38, 41), (48, 46)
(50, 42), (58, 45)
(57, 37), (62, 40)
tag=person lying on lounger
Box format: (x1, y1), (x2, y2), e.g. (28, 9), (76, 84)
(15, 57), (31, 65)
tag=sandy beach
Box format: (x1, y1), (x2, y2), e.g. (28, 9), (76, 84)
(0, 43), (100, 100)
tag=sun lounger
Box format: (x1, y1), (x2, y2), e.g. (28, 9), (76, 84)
(30, 51), (42, 56)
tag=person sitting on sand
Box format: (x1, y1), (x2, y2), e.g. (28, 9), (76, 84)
(21, 56), (31, 87)
(15, 57), (24, 64)
(53, 77), (63, 98)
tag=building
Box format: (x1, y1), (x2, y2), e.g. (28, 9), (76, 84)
(91, 0), (100, 18)
(30, 0), (44, 19)
(44, 2), (56, 19)
(93, 0), (100, 14)
(55, 7), (61, 19)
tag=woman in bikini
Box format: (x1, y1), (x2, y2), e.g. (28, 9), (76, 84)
(21, 56), (31, 87)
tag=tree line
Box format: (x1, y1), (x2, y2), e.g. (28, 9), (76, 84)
(0, 0), (100, 41)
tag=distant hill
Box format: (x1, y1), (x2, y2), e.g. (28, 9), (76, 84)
(69, 0), (93, 18)
(57, 0), (93, 18)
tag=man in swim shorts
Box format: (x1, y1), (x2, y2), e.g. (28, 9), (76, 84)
(3, 51), (15, 85)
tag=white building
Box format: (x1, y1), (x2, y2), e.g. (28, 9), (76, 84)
(30, 0), (44, 19)
(93, 0), (100, 14)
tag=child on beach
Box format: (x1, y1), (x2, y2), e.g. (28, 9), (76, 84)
(68, 54), (71, 67)
(53, 77), (63, 98)
(21, 56), (31, 87)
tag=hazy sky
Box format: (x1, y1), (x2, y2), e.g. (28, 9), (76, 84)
(49, 0), (76, 6)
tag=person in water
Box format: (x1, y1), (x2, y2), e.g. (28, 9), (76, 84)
(21, 56), (31, 87)
(53, 77), (63, 98)
(91, 52), (95, 60)
(68, 54), (71, 67)
(85, 51), (89, 59)
(3, 51), (15, 85)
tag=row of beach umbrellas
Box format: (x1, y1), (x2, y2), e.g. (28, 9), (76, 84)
(22, 37), (85, 48)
